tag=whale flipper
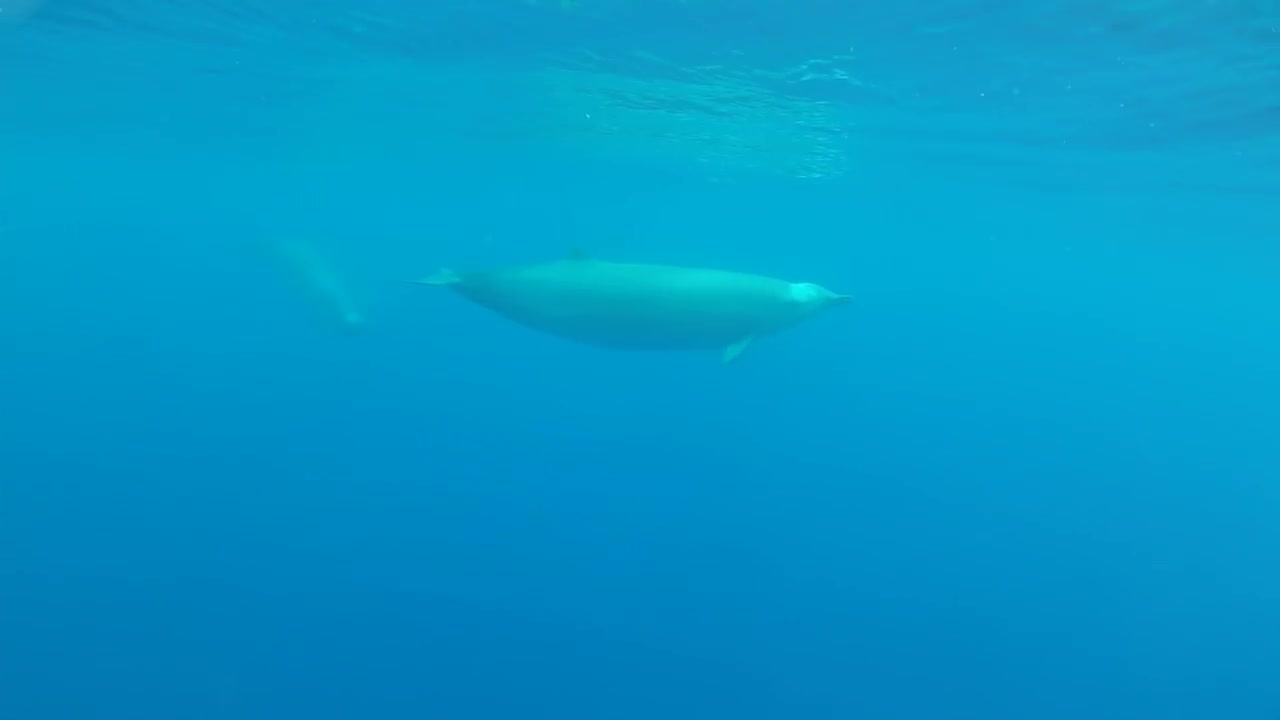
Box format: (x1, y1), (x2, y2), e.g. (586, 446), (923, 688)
(722, 334), (754, 364)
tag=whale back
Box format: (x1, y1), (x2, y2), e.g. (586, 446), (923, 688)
(452, 258), (808, 350)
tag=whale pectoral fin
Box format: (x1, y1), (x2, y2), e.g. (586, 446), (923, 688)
(722, 335), (755, 364)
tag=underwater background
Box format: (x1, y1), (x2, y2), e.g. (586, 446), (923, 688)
(2, 1), (1279, 718)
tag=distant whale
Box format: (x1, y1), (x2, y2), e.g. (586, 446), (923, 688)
(270, 236), (366, 334)
(412, 250), (851, 362)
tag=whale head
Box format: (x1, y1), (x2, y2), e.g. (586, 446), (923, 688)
(786, 282), (851, 314)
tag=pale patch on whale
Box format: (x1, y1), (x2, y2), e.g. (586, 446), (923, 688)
(412, 250), (851, 363)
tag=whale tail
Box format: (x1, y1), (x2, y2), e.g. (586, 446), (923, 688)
(411, 268), (463, 286)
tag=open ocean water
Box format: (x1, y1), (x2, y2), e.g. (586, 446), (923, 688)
(1, 1), (1279, 718)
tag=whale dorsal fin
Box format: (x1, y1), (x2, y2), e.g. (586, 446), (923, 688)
(567, 246), (592, 261)
(722, 335), (754, 364)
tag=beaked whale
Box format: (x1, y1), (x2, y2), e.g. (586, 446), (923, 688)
(412, 250), (850, 363)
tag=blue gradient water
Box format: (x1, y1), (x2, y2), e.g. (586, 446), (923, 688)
(2, 2), (1278, 718)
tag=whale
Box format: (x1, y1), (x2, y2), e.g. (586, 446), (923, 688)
(269, 236), (366, 334)
(411, 250), (851, 362)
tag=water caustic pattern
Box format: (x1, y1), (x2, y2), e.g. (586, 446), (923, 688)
(6, 0), (1279, 191)
(527, 52), (854, 181)
(2, 2), (848, 182)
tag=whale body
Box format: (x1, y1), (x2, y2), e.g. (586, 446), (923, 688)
(412, 251), (850, 362)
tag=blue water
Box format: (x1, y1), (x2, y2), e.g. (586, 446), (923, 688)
(2, 1), (1279, 718)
